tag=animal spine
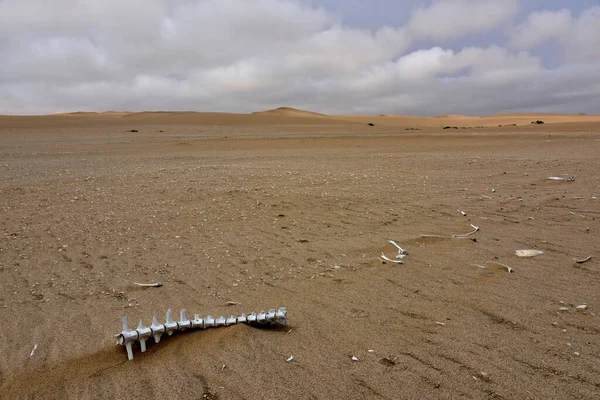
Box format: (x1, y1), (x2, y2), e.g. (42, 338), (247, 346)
(115, 307), (288, 360)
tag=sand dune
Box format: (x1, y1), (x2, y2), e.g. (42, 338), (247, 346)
(333, 112), (600, 128)
(2, 108), (600, 131)
(1, 110), (600, 399)
(433, 114), (475, 118)
(252, 106), (328, 118)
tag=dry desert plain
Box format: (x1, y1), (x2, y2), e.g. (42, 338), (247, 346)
(1, 109), (599, 399)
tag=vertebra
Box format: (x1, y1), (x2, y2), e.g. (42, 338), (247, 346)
(115, 307), (287, 360)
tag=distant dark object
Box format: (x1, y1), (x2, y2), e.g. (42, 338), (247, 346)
(443, 126), (458, 129)
(129, 129), (138, 132)
(511, 124), (517, 126)
(367, 123), (375, 126)
(158, 130), (164, 133)
(404, 127), (421, 131)
(531, 120), (544, 124)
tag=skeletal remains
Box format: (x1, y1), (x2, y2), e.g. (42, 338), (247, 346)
(421, 224), (479, 239)
(132, 281), (163, 287)
(115, 307), (288, 360)
(547, 176), (575, 181)
(380, 240), (407, 263)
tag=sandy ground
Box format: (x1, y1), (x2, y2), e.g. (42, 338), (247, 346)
(0, 110), (599, 399)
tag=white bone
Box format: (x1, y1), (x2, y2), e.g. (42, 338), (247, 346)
(387, 240), (406, 255)
(136, 320), (152, 352)
(204, 315), (215, 327)
(574, 255), (592, 264)
(30, 344), (38, 358)
(164, 309), (178, 336)
(179, 309), (191, 330)
(151, 314), (164, 343)
(191, 314), (204, 329)
(380, 252), (403, 264)
(215, 316), (226, 327)
(452, 224), (479, 237)
(133, 282), (163, 287)
(115, 307), (288, 360)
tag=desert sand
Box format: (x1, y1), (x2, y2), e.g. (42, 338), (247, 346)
(0, 109), (599, 399)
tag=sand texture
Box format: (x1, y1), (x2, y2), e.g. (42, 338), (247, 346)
(1, 110), (599, 399)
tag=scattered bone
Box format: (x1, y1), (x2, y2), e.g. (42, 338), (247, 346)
(569, 211), (586, 219)
(548, 176), (575, 181)
(420, 234), (475, 240)
(380, 252), (403, 264)
(133, 282), (163, 287)
(458, 210), (467, 216)
(559, 307), (570, 311)
(576, 305), (588, 310)
(420, 234), (447, 238)
(29, 344), (38, 358)
(473, 264), (486, 269)
(351, 356), (359, 361)
(286, 355), (294, 363)
(452, 224), (479, 238)
(421, 224), (479, 239)
(574, 255), (592, 264)
(484, 261), (513, 273)
(515, 249), (544, 257)
(435, 321), (446, 325)
(227, 301), (241, 306)
(387, 240), (407, 260)
(480, 194), (492, 199)
(388, 240), (407, 257)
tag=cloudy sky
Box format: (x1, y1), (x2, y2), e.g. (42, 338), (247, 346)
(1, 0), (599, 115)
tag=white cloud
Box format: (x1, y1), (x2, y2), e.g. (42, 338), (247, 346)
(510, 6), (600, 62)
(0, 0), (599, 115)
(509, 9), (572, 49)
(567, 7), (600, 62)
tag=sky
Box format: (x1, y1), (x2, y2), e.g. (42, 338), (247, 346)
(0, 0), (599, 116)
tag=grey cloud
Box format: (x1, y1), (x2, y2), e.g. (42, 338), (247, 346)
(408, 0), (519, 41)
(0, 0), (599, 115)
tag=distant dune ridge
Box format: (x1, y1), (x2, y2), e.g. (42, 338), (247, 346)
(1, 107), (600, 130)
(251, 106), (328, 118)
